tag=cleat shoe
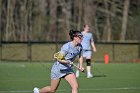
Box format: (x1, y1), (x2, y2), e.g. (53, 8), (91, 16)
(87, 74), (93, 78)
(33, 87), (39, 93)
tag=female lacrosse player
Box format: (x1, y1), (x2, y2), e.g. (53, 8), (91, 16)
(76, 24), (96, 78)
(33, 30), (84, 93)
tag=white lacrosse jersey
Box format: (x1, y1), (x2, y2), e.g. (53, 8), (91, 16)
(51, 41), (82, 79)
(81, 31), (93, 50)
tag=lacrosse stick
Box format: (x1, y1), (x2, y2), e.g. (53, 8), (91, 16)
(71, 62), (85, 72)
(54, 51), (84, 72)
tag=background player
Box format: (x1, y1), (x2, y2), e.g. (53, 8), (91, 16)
(76, 24), (96, 78)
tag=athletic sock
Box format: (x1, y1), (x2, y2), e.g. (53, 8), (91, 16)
(76, 70), (79, 77)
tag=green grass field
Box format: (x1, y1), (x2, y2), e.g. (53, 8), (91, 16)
(0, 62), (140, 93)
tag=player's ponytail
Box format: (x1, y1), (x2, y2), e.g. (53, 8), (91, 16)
(69, 29), (74, 40)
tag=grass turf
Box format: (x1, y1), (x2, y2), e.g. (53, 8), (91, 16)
(0, 62), (140, 93)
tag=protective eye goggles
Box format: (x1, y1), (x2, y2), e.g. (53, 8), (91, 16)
(76, 35), (83, 39)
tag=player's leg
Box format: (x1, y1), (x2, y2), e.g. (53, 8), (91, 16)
(39, 79), (61, 93)
(86, 59), (93, 78)
(86, 51), (93, 78)
(64, 73), (78, 93)
(76, 50), (86, 78)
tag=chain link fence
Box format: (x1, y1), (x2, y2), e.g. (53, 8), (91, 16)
(0, 41), (139, 63)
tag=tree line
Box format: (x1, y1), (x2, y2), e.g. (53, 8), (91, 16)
(0, 0), (140, 42)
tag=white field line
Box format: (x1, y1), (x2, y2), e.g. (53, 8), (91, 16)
(0, 87), (140, 92)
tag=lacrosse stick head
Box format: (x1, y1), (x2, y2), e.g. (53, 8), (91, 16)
(54, 51), (64, 60)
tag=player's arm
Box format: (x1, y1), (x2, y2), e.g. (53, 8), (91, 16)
(79, 55), (83, 67)
(78, 49), (84, 71)
(57, 59), (69, 64)
(54, 44), (72, 64)
(91, 39), (96, 52)
(78, 55), (84, 71)
(54, 51), (69, 64)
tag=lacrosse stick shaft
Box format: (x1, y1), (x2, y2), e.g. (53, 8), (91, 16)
(73, 64), (85, 72)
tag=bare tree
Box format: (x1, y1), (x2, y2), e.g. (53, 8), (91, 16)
(19, 0), (28, 41)
(0, 0), (1, 38)
(84, 0), (92, 26)
(5, 0), (17, 41)
(65, 0), (72, 39)
(102, 0), (112, 41)
(30, 0), (48, 41)
(28, 0), (33, 41)
(83, 0), (99, 40)
(1, 0), (139, 42)
(56, 0), (73, 40)
(5, 0), (11, 41)
(47, 0), (57, 41)
(120, 0), (130, 41)
(76, 0), (83, 30)
(38, 0), (48, 41)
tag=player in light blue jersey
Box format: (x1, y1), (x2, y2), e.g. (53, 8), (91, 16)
(76, 24), (96, 78)
(33, 30), (84, 93)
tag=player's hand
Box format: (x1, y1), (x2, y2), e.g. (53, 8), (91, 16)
(69, 62), (73, 65)
(93, 48), (96, 52)
(68, 62), (73, 66)
(79, 66), (85, 72)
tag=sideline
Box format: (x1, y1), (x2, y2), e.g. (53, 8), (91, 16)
(0, 87), (140, 92)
